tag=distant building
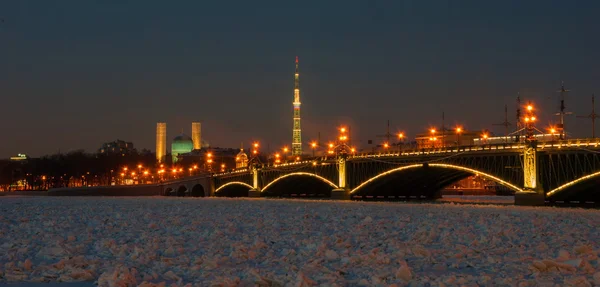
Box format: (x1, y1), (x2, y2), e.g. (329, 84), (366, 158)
(192, 122), (202, 150)
(9, 153), (28, 162)
(415, 129), (480, 149)
(177, 147), (239, 171)
(98, 140), (135, 155)
(236, 149), (249, 169)
(172, 134), (194, 163)
(156, 123), (167, 163)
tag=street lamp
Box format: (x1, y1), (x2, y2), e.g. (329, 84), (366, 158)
(455, 127), (462, 147)
(310, 142), (317, 157)
(397, 132), (404, 152)
(430, 129), (437, 149)
(524, 102), (537, 142)
(275, 153), (281, 164)
(482, 133), (489, 144)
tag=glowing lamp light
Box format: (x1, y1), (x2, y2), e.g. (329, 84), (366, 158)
(351, 148), (356, 153)
(384, 143), (389, 148)
(131, 172), (136, 176)
(283, 147), (289, 152)
(525, 117), (530, 122)
(144, 171), (149, 175)
(398, 133), (404, 139)
(340, 127), (346, 133)
(253, 142), (259, 148)
(123, 167), (128, 171)
(296, 156), (300, 161)
(550, 128), (556, 134)
(137, 164), (142, 169)
(527, 105), (533, 111)
(456, 127), (462, 133)
(531, 116), (536, 121)
(329, 143), (334, 148)
(430, 129), (436, 134)
(120, 173), (125, 177)
(275, 153), (280, 158)
(311, 142), (317, 148)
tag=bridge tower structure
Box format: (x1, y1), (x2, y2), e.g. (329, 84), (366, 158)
(515, 103), (545, 205)
(292, 56), (303, 156)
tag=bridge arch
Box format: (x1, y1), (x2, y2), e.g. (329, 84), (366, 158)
(546, 171), (600, 201)
(261, 172), (338, 197)
(164, 187), (174, 196)
(215, 182), (253, 197)
(176, 185), (188, 197)
(350, 163), (523, 196)
(191, 184), (205, 197)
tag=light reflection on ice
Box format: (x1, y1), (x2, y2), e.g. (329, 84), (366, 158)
(0, 196), (599, 286)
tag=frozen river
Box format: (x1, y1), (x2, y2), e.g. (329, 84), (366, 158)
(0, 196), (599, 286)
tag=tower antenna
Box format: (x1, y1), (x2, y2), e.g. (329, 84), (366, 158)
(292, 56), (303, 156)
(555, 81), (572, 139)
(493, 104), (512, 142)
(577, 94), (599, 138)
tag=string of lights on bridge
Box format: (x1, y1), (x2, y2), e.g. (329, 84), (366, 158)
(110, 101), (600, 186)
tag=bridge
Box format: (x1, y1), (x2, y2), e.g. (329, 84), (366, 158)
(161, 138), (600, 205)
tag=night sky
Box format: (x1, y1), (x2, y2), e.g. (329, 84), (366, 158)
(1, 1), (599, 158)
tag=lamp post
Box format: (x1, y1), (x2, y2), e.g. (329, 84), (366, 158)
(282, 146), (289, 162)
(310, 142), (317, 157)
(455, 127), (462, 147)
(206, 152), (213, 173)
(397, 132), (404, 152)
(524, 103), (537, 143)
(430, 129), (436, 149)
(274, 153), (281, 164)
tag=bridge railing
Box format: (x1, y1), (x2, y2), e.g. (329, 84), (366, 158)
(212, 138), (600, 177)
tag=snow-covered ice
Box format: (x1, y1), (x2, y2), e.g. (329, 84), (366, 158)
(1, 196), (599, 286)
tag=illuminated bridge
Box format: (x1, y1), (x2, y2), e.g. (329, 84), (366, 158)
(161, 139), (600, 205)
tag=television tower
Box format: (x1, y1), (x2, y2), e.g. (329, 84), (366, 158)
(292, 56), (302, 156)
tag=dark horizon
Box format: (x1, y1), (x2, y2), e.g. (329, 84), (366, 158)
(1, 1), (599, 158)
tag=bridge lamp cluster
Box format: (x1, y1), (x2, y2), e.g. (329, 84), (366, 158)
(274, 153), (281, 164)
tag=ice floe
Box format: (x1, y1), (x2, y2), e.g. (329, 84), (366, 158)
(0, 196), (599, 286)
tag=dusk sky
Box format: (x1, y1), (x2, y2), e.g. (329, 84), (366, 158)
(1, 1), (599, 158)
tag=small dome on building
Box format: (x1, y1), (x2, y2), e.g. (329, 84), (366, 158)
(172, 134), (194, 163)
(236, 148), (249, 169)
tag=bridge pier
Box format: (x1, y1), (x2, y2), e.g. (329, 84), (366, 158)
(331, 188), (350, 200)
(249, 167), (262, 197)
(515, 142), (545, 206)
(249, 189), (261, 197)
(515, 192), (545, 206)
